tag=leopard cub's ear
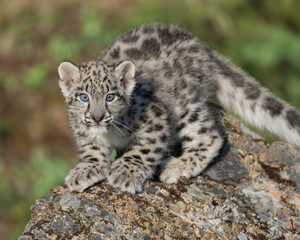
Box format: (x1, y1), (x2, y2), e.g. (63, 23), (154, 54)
(115, 60), (136, 96)
(58, 61), (80, 98)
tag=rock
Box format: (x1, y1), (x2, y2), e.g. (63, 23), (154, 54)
(18, 109), (300, 239)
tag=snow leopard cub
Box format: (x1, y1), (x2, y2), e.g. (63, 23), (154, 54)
(58, 24), (300, 193)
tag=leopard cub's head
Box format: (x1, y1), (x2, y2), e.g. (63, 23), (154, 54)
(58, 60), (136, 134)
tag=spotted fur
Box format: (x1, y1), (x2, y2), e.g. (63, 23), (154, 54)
(58, 23), (300, 193)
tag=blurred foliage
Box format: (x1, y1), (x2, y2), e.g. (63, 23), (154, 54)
(0, 151), (69, 239)
(0, 0), (299, 239)
(25, 63), (48, 89)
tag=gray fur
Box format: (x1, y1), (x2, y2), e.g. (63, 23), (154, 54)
(58, 23), (300, 193)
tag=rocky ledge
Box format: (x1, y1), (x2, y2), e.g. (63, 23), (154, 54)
(19, 109), (300, 240)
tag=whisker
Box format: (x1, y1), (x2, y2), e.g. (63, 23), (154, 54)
(111, 123), (126, 137)
(58, 122), (70, 127)
(113, 120), (134, 132)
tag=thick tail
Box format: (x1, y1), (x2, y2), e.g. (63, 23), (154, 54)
(212, 53), (300, 146)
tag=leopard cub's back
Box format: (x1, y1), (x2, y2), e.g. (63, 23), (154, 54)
(100, 24), (218, 108)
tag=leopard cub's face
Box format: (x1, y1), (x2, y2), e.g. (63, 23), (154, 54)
(58, 60), (136, 134)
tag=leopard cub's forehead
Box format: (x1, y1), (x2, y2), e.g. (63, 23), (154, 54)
(78, 60), (117, 95)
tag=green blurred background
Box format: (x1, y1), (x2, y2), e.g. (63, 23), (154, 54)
(0, 0), (299, 238)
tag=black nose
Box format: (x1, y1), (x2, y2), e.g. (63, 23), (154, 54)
(91, 113), (105, 123)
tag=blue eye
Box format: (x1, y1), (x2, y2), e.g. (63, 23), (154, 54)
(106, 94), (115, 102)
(79, 94), (89, 102)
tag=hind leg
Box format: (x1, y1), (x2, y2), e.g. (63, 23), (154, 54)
(160, 102), (223, 184)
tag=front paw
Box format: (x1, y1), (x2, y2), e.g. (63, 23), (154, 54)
(65, 162), (109, 192)
(107, 161), (150, 194)
(160, 157), (194, 184)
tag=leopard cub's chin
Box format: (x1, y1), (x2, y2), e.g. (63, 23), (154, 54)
(89, 125), (109, 135)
